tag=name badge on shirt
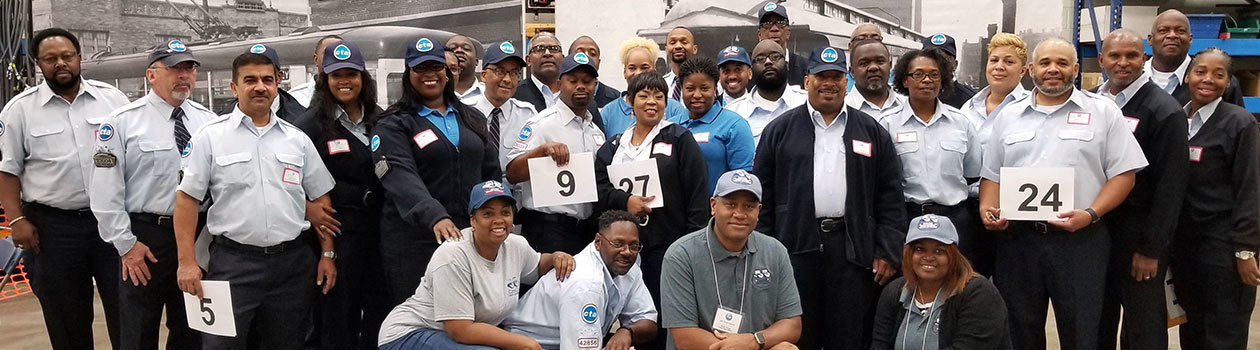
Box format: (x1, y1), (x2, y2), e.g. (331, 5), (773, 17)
(712, 307), (744, 334)
(693, 132), (711, 143)
(282, 167), (301, 185)
(93, 151), (117, 168)
(327, 139), (351, 155)
(896, 131), (917, 143)
(593, 133), (606, 146)
(1067, 112), (1091, 125)
(652, 142), (673, 157)
(1188, 146), (1203, 162)
(1123, 117), (1140, 133)
(413, 129), (439, 149)
(852, 140), (873, 157)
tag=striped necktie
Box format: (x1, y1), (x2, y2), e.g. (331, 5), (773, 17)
(488, 107), (503, 150)
(173, 107), (190, 153)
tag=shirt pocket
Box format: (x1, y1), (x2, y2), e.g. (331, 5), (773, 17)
(894, 141), (923, 177)
(1054, 130), (1094, 166)
(275, 153), (305, 192)
(939, 139), (968, 177)
(1001, 130), (1036, 166)
(28, 122), (69, 158)
(214, 152), (255, 188)
(138, 141), (177, 177)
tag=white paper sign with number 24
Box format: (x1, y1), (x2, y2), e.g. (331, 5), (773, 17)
(528, 152), (598, 208)
(183, 280), (237, 337)
(607, 159), (664, 208)
(999, 167), (1075, 221)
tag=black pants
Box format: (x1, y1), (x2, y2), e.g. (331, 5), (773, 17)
(1098, 206), (1168, 350)
(380, 227), (439, 305)
(1171, 236), (1256, 350)
(994, 222), (1109, 350)
(21, 202), (121, 350)
(119, 217), (201, 350)
(315, 226), (390, 350)
(637, 244), (668, 350)
(202, 236), (316, 350)
(518, 209), (592, 255)
(961, 198), (996, 276)
(791, 222), (882, 350)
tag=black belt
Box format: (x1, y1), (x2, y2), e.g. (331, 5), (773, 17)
(817, 217), (846, 233)
(1013, 221), (1067, 234)
(22, 201), (93, 217)
(212, 235), (304, 255)
(906, 201), (964, 216)
(130, 213), (173, 229)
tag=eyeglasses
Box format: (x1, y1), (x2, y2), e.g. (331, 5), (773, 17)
(411, 64), (446, 73)
(907, 71), (942, 81)
(530, 45), (563, 55)
(759, 19), (789, 30)
(37, 52), (79, 64)
(157, 64), (198, 73)
(485, 65), (523, 80)
(600, 233), (643, 253)
(753, 53), (785, 63)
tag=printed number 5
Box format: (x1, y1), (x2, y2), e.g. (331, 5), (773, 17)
(1017, 183), (1063, 212)
(200, 297), (216, 325)
(557, 170), (575, 196)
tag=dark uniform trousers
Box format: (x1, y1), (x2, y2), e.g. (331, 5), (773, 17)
(906, 201), (987, 276)
(791, 219), (883, 350)
(316, 224), (391, 350)
(21, 202), (121, 350)
(995, 221), (1109, 350)
(1098, 204), (1168, 350)
(380, 221), (440, 305)
(120, 215), (201, 349)
(202, 236), (316, 350)
(517, 208), (594, 256)
(1171, 236), (1256, 350)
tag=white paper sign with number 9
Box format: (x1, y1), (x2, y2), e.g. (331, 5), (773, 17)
(999, 167), (1075, 221)
(607, 159), (664, 208)
(528, 152), (598, 207)
(183, 280), (237, 337)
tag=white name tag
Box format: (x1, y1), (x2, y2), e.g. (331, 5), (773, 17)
(896, 131), (917, 143)
(712, 307), (744, 334)
(1188, 146), (1203, 162)
(693, 132), (711, 143)
(652, 142), (673, 157)
(327, 139), (351, 154)
(282, 168), (301, 185)
(1123, 117), (1140, 133)
(413, 129), (439, 149)
(1067, 112), (1091, 125)
(852, 140), (872, 157)
(593, 133), (606, 146)
(184, 280), (237, 337)
(999, 167), (1076, 221)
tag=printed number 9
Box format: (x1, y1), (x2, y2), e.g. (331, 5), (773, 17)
(557, 170), (575, 196)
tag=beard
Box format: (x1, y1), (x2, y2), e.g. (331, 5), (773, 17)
(43, 69), (80, 93)
(1034, 75), (1074, 97)
(754, 72), (787, 91)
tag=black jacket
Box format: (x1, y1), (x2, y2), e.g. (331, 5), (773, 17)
(1172, 75), (1246, 109)
(293, 105), (387, 231)
(514, 76), (608, 133)
(753, 105), (907, 267)
(941, 82), (978, 109)
(217, 88), (307, 122)
(1094, 82), (1189, 259)
(786, 52), (808, 87)
(372, 104), (501, 240)
(595, 123), (710, 248)
(594, 82), (621, 109)
(1179, 101), (1260, 252)
(871, 276), (1013, 350)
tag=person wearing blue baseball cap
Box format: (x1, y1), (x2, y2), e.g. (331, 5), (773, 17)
(601, 36), (690, 140)
(717, 45), (753, 104)
(216, 43), (309, 123)
(870, 214), (1010, 350)
(724, 39), (809, 146)
(290, 39), (392, 349)
(755, 1), (807, 86)
(372, 36), (502, 307)
(672, 56), (755, 194)
(753, 45), (907, 350)
(462, 41), (540, 172)
(920, 33), (978, 109)
(378, 180), (577, 350)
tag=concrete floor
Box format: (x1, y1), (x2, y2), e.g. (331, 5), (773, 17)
(1, 289), (1259, 349)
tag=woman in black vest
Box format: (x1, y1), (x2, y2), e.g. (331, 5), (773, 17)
(373, 37), (500, 305)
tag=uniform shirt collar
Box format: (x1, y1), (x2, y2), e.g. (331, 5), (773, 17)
(705, 219), (756, 262)
(1098, 71), (1150, 108)
(232, 105), (280, 133)
(969, 83), (1028, 112)
(144, 89), (182, 118)
(36, 79), (95, 106)
(846, 89), (903, 111)
(689, 102), (723, 125)
(418, 104), (456, 119)
(336, 105), (365, 126)
(899, 99), (950, 127)
(807, 101), (847, 129)
(458, 80), (485, 99)
(1185, 97), (1222, 125)
(556, 100), (592, 126)
(1022, 88), (1086, 115)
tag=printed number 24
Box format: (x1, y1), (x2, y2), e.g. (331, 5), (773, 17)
(1017, 183), (1063, 212)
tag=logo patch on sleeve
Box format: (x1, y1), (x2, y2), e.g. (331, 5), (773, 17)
(581, 304), (598, 324)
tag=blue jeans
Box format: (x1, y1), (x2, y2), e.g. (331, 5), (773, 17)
(379, 328), (498, 350)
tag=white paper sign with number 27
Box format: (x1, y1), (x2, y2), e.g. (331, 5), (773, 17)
(528, 152), (598, 208)
(607, 159), (664, 208)
(183, 280), (237, 337)
(999, 167), (1074, 221)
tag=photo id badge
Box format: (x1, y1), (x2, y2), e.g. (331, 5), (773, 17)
(712, 306), (744, 334)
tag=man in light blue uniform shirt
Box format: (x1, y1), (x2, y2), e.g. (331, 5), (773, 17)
(724, 40), (808, 145)
(463, 41), (538, 171)
(844, 40), (905, 121)
(90, 39), (217, 349)
(503, 210), (659, 350)
(174, 49), (338, 350)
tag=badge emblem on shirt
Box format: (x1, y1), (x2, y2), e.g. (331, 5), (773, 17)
(507, 277), (520, 296)
(333, 44), (352, 60)
(1123, 116), (1139, 133)
(581, 304), (599, 324)
(249, 44), (267, 54)
(282, 168), (301, 185)
(852, 140), (873, 157)
(93, 151), (117, 168)
(97, 123), (115, 142)
(1188, 146), (1203, 162)
(499, 42), (516, 55)
(370, 135), (381, 152)
(519, 126), (533, 140)
(752, 268), (772, 288)
(652, 142), (673, 157)
(328, 139), (351, 155)
(1067, 112), (1091, 125)
(413, 129), (439, 149)
(0, 120), (6, 136)
(693, 132), (711, 143)
(374, 157), (390, 178)
(181, 142), (192, 158)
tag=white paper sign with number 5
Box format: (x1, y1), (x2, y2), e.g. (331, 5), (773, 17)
(528, 152), (598, 208)
(183, 280), (237, 337)
(999, 167), (1075, 221)
(607, 159), (664, 208)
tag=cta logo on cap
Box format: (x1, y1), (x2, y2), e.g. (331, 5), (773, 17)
(168, 40), (187, 52)
(482, 180), (506, 195)
(416, 38), (434, 52)
(731, 169), (754, 185)
(930, 34), (947, 45)
(573, 52), (590, 65)
(764, 2), (777, 12)
(250, 44), (267, 54)
(500, 42), (516, 54)
(917, 215), (940, 230)
(821, 47), (839, 63)
(333, 44), (352, 60)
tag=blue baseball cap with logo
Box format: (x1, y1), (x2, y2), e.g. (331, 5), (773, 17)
(921, 33), (957, 57)
(468, 180), (516, 214)
(245, 43), (281, 69)
(807, 46), (847, 75)
(405, 37), (446, 69)
(148, 39), (198, 66)
(482, 41), (526, 69)
(717, 46), (751, 67)
(559, 52), (598, 78)
(322, 40), (365, 72)
(905, 214), (959, 245)
(758, 1), (789, 22)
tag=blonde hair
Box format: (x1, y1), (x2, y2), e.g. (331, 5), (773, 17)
(619, 37), (659, 65)
(987, 33), (1028, 65)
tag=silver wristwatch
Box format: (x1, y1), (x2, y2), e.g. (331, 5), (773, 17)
(322, 250), (338, 260)
(1236, 250), (1256, 260)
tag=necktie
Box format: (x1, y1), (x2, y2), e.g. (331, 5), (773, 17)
(1188, 114), (1204, 139)
(488, 107), (503, 150)
(1115, 93), (1127, 108)
(1167, 75), (1180, 93)
(671, 76), (682, 101)
(173, 107), (190, 153)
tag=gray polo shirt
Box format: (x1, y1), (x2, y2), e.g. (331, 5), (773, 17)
(660, 220), (802, 349)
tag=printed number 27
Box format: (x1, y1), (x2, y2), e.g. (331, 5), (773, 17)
(1017, 183), (1063, 212)
(200, 297), (216, 325)
(618, 175), (650, 197)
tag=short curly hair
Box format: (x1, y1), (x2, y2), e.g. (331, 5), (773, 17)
(678, 56), (719, 85)
(892, 48), (955, 99)
(598, 210), (640, 232)
(620, 37), (659, 66)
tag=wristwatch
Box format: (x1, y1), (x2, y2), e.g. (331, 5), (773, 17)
(322, 250), (337, 260)
(1084, 208), (1100, 224)
(1237, 250), (1256, 260)
(753, 331), (766, 349)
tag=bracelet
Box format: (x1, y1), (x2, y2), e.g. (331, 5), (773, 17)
(8, 215), (26, 226)
(623, 326), (635, 340)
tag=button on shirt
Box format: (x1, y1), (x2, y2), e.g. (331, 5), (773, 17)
(178, 108), (336, 247)
(0, 80), (131, 209)
(90, 91), (216, 255)
(532, 75), (560, 109)
(507, 104), (606, 220)
(600, 93), (689, 139)
(724, 86), (808, 145)
(420, 105), (460, 147)
(677, 103), (756, 194)
(1098, 72), (1151, 109)
(466, 95), (538, 170)
(502, 242), (657, 350)
(809, 103), (847, 217)
(981, 89), (1148, 209)
(881, 101), (980, 206)
(844, 90), (906, 122)
(1145, 56), (1190, 94)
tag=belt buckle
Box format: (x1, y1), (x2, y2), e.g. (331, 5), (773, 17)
(819, 218), (840, 232)
(157, 216), (173, 227)
(920, 203), (933, 214)
(1033, 222), (1049, 234)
